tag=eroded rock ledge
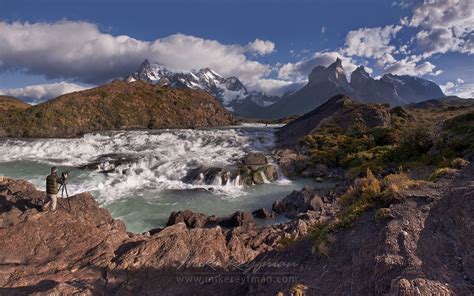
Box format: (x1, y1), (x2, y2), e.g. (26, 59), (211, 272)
(1, 167), (473, 295)
(0, 176), (336, 294)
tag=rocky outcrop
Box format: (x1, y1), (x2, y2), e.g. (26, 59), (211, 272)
(242, 165), (474, 295)
(0, 176), (329, 294)
(276, 94), (394, 146)
(1, 163), (473, 295)
(272, 187), (338, 218)
(182, 152), (280, 186)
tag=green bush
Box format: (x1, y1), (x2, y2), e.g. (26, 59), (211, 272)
(394, 125), (434, 161)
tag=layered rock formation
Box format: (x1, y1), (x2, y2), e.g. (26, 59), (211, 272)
(0, 176), (333, 294)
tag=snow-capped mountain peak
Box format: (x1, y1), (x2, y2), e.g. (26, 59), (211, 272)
(126, 60), (248, 107)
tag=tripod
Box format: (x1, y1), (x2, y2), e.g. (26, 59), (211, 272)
(57, 181), (71, 212)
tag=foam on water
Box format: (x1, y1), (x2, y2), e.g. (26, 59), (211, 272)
(0, 125), (335, 232)
(0, 126), (280, 203)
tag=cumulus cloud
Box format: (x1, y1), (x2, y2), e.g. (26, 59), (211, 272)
(244, 39), (275, 55)
(277, 51), (359, 81)
(0, 21), (274, 86)
(0, 82), (91, 104)
(344, 25), (402, 66)
(383, 56), (439, 76)
(408, 0), (474, 56)
(441, 79), (473, 98)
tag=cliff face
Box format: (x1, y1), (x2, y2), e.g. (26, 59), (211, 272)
(0, 81), (235, 138)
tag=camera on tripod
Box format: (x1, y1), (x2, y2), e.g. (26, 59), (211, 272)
(60, 171), (69, 184)
(58, 170), (71, 211)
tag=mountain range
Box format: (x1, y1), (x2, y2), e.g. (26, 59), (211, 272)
(125, 59), (280, 114)
(126, 58), (446, 119)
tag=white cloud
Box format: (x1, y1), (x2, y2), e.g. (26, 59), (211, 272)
(0, 82), (91, 104)
(344, 25), (402, 66)
(0, 21), (274, 86)
(245, 39), (275, 56)
(383, 56), (439, 76)
(408, 0), (474, 56)
(450, 83), (474, 98)
(321, 26), (326, 34)
(277, 51), (358, 80)
(246, 79), (303, 96)
(441, 79), (474, 98)
(441, 81), (456, 92)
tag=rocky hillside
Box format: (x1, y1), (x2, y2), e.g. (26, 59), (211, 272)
(0, 80), (235, 138)
(276, 94), (397, 146)
(0, 95), (30, 111)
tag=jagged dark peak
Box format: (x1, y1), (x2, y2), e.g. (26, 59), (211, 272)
(311, 65), (326, 73)
(352, 66), (370, 78)
(308, 58), (349, 86)
(328, 57), (343, 69)
(137, 59), (155, 71)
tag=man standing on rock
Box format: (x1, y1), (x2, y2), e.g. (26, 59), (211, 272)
(43, 166), (63, 212)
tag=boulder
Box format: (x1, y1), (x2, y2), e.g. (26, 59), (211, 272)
(272, 200), (284, 214)
(278, 187), (336, 218)
(264, 164), (279, 181)
(166, 210), (209, 228)
(242, 152), (267, 166)
(252, 170), (265, 184)
(252, 208), (275, 219)
(220, 210), (255, 227)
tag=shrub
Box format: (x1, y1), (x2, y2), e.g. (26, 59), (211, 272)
(370, 127), (400, 146)
(396, 125), (434, 161)
(430, 167), (458, 181)
(450, 158), (469, 169)
(309, 223), (334, 256)
(374, 208), (391, 223)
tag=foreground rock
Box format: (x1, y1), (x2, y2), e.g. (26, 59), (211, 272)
(1, 164), (472, 295)
(0, 176), (327, 294)
(272, 186), (339, 218)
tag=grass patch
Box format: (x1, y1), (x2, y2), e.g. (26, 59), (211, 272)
(310, 169), (422, 255)
(429, 167), (458, 181)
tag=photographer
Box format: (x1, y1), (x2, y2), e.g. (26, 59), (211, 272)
(43, 166), (64, 212)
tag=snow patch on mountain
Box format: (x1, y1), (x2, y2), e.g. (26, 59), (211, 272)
(126, 60), (250, 107)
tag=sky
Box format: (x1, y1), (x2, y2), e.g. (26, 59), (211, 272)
(0, 0), (473, 103)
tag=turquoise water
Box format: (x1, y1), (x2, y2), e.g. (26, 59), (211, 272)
(0, 126), (330, 233)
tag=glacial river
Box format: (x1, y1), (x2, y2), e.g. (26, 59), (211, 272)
(0, 124), (331, 232)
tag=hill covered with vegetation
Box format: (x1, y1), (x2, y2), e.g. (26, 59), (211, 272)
(0, 95), (30, 112)
(0, 81), (235, 138)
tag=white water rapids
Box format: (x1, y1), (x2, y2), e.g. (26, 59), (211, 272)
(0, 125), (330, 232)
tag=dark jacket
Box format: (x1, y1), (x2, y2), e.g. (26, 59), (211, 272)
(46, 173), (62, 194)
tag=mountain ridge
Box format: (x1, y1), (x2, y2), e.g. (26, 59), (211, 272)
(126, 58), (446, 119)
(0, 80), (235, 138)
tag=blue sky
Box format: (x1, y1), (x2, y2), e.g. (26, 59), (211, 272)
(0, 0), (473, 102)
